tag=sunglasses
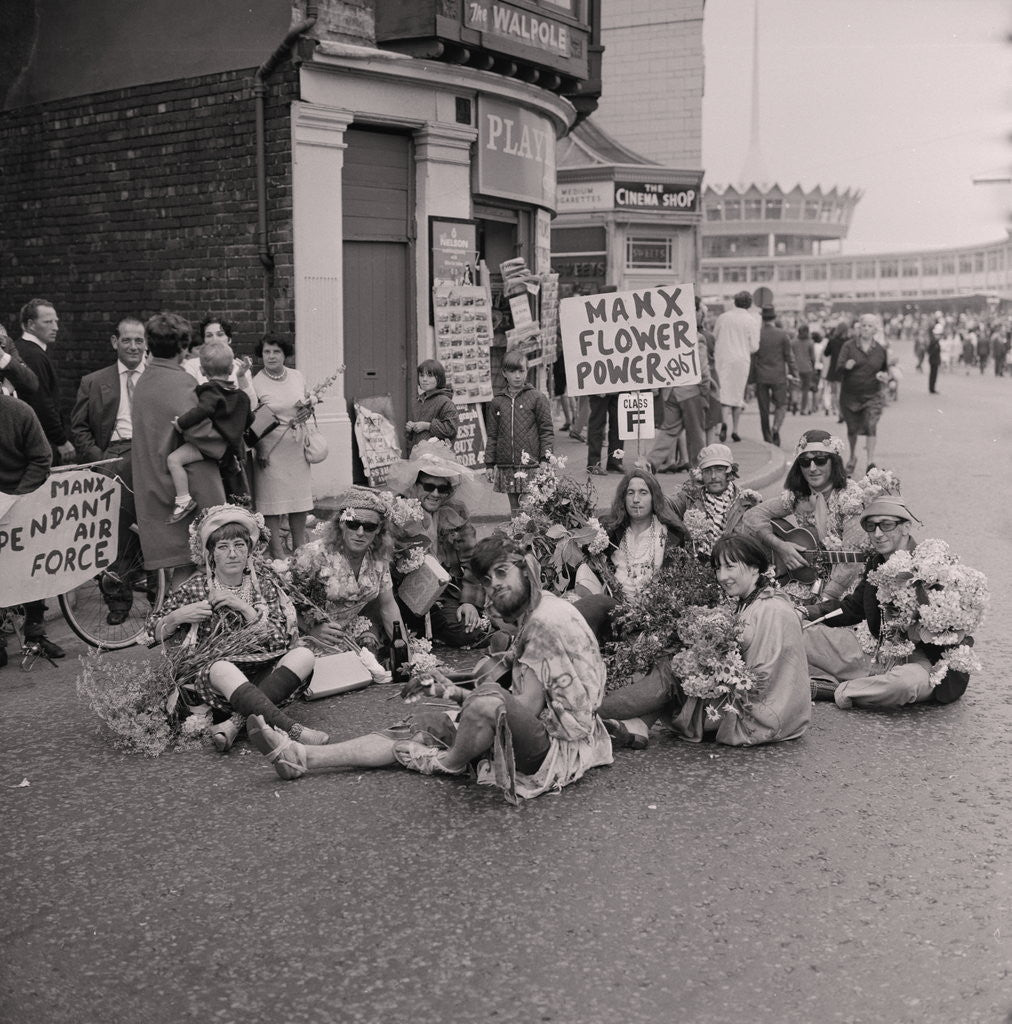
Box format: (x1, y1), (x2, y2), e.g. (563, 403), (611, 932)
(479, 564), (515, 587)
(419, 481), (452, 495)
(798, 454), (831, 468)
(861, 518), (903, 534)
(343, 519), (380, 534)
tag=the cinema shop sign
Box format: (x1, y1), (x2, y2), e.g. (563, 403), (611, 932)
(464, 1), (572, 57)
(614, 181), (699, 211)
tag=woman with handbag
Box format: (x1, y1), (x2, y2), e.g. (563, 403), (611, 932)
(297, 487), (407, 656)
(147, 504), (328, 753)
(252, 335), (315, 558)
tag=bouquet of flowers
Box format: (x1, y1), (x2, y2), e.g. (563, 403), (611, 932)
(860, 538), (988, 676)
(603, 546), (723, 687)
(505, 452), (613, 595)
(294, 366), (345, 419)
(76, 649), (216, 757)
(670, 605), (767, 723)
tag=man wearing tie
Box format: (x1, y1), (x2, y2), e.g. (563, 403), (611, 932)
(70, 316), (147, 625)
(16, 299), (76, 467)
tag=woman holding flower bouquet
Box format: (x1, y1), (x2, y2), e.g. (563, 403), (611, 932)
(600, 535), (811, 748)
(148, 505), (327, 753)
(803, 497), (985, 709)
(252, 335), (314, 559)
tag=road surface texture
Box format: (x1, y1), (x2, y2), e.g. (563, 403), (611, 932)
(2, 348), (1010, 1023)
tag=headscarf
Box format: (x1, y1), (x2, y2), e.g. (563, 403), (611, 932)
(333, 486), (389, 522)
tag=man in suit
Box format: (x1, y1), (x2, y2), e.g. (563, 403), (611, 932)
(16, 298), (76, 467)
(70, 316), (147, 624)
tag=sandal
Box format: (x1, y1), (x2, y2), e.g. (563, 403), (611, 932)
(845, 457), (857, 476)
(247, 715), (308, 780)
(603, 719), (649, 750)
(392, 740), (466, 776)
(211, 715), (243, 753)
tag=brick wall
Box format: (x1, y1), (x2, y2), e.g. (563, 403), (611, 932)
(595, 0), (704, 167)
(0, 65), (297, 408)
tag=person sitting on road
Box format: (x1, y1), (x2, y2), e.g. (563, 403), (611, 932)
(668, 443), (760, 558)
(385, 442), (491, 649)
(148, 504), (326, 753)
(599, 534), (811, 749)
(246, 536), (614, 803)
(802, 497), (975, 709)
(743, 429), (865, 606)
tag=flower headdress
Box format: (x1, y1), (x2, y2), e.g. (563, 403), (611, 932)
(187, 504), (269, 566)
(793, 429), (846, 461)
(333, 486), (390, 524)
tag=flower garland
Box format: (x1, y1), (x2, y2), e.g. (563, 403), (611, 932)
(859, 538), (988, 675)
(670, 605), (767, 723)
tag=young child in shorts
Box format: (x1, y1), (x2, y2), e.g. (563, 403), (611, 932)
(166, 340), (252, 523)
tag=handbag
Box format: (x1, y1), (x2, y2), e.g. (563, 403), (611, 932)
(304, 651), (374, 700)
(302, 413), (329, 465)
(245, 403), (281, 446)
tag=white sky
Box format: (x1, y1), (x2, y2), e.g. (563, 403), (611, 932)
(702, 0), (1011, 253)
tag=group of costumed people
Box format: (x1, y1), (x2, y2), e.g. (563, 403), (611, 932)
(124, 428), (984, 804)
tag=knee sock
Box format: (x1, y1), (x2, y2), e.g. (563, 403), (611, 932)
(257, 665), (304, 705)
(228, 682), (297, 736)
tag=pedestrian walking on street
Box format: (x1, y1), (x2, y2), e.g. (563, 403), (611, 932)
(713, 291), (760, 443)
(838, 314), (895, 475)
(750, 305), (797, 447)
(927, 318), (942, 394)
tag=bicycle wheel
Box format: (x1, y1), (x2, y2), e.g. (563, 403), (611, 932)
(59, 550), (167, 650)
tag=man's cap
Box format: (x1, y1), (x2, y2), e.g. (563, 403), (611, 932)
(859, 496), (919, 527)
(761, 305), (777, 320)
(697, 443), (734, 470)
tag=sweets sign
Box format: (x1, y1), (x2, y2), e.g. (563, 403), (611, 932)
(0, 470), (121, 604)
(559, 283), (701, 396)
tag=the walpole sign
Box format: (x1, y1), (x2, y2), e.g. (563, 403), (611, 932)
(464, 0), (574, 57)
(559, 283), (701, 397)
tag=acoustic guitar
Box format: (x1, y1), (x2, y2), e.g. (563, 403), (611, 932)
(770, 518), (867, 585)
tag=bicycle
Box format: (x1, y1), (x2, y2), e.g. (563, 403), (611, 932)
(2, 461), (167, 666)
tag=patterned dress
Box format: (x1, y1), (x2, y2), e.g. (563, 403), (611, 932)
(147, 573), (299, 711)
(319, 545), (393, 645)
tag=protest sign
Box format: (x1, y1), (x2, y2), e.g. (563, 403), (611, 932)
(452, 403), (488, 469)
(0, 470), (121, 604)
(617, 391), (656, 441)
(560, 283), (700, 396)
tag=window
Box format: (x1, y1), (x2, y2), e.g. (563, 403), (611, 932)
(855, 261), (876, 280)
(821, 201), (835, 222)
(705, 204), (723, 221)
(879, 260), (898, 278)
(701, 266), (720, 284)
(941, 257), (956, 274)
(764, 198), (782, 220)
(723, 200), (741, 220)
(778, 264), (801, 281)
(804, 263), (828, 281)
(722, 265), (747, 283)
(987, 250), (1000, 271)
(743, 198), (763, 220)
(781, 198), (803, 220)
(626, 237), (673, 269)
(959, 255), (973, 273)
(804, 201), (821, 220)
(974, 253), (985, 272)
(750, 265), (774, 282)
(831, 262), (853, 279)
(901, 260), (919, 277)
(553, 226), (606, 253)
(922, 257), (939, 275)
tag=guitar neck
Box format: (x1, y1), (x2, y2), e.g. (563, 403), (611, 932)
(799, 550), (867, 565)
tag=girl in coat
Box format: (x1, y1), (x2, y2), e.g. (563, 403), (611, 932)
(405, 359), (459, 454)
(484, 349), (554, 515)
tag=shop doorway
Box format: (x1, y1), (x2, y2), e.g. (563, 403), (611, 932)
(342, 127), (415, 440)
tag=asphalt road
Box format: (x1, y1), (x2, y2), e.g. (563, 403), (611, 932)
(2, 347), (1010, 1024)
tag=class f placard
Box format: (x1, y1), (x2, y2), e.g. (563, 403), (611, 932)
(617, 391), (655, 440)
(560, 283), (701, 396)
